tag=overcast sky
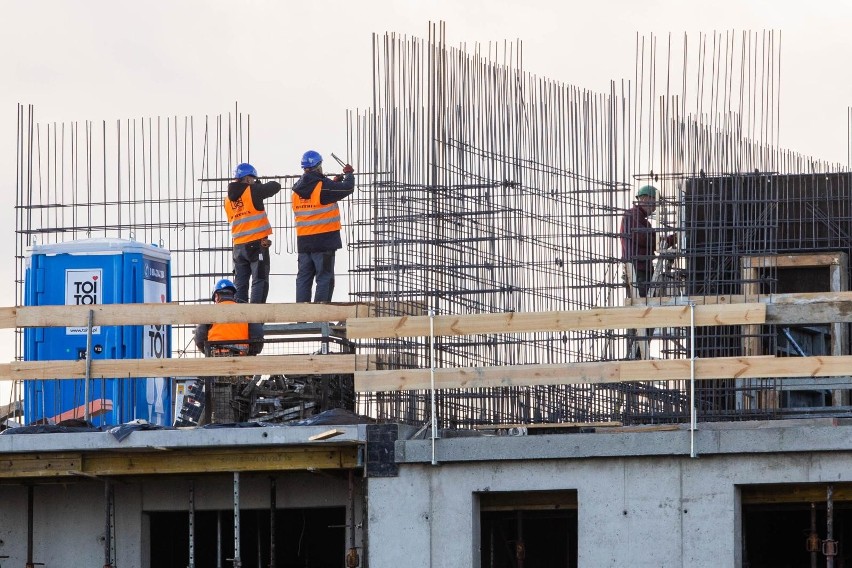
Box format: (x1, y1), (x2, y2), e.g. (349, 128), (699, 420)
(2, 0), (851, 400)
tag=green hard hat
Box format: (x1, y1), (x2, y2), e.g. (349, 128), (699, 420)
(636, 185), (657, 198)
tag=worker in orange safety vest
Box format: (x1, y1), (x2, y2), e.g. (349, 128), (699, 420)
(291, 150), (355, 302)
(194, 279), (264, 356)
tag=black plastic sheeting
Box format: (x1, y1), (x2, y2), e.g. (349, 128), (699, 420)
(1, 409), (374, 441)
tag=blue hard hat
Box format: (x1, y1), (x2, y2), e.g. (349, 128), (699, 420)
(212, 278), (237, 300)
(301, 150), (323, 169)
(233, 163), (258, 179)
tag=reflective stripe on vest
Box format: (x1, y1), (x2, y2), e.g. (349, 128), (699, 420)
(225, 186), (272, 245)
(207, 301), (250, 344)
(291, 180), (342, 237)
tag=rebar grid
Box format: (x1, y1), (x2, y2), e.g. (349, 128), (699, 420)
(348, 26), (851, 427)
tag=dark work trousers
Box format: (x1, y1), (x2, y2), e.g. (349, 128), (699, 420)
(626, 265), (652, 358)
(233, 239), (271, 303)
(296, 251), (336, 302)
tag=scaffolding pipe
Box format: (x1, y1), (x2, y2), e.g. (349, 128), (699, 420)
(84, 309), (94, 423)
(689, 302), (697, 458)
(269, 477), (276, 568)
(103, 480), (113, 568)
(188, 481), (196, 568)
(232, 472), (242, 568)
(429, 309), (438, 466)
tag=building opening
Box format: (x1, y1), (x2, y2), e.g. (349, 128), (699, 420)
(742, 483), (852, 567)
(479, 490), (578, 568)
(148, 506), (345, 568)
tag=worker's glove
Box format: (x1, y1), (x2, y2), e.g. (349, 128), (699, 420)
(343, 164), (354, 174)
(333, 175), (344, 182)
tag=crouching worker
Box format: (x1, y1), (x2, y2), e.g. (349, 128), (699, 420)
(193, 279), (264, 424)
(195, 279), (264, 357)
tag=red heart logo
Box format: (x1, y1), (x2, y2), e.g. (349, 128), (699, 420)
(92, 275), (99, 280)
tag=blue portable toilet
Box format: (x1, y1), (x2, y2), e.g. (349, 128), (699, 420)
(24, 238), (172, 427)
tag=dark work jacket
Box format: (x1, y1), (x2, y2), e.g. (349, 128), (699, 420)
(227, 180), (282, 212)
(619, 204), (675, 272)
(291, 170), (355, 253)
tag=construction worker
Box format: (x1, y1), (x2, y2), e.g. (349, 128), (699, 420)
(194, 279), (264, 356)
(225, 163), (282, 303)
(291, 150), (355, 302)
(619, 185), (677, 298)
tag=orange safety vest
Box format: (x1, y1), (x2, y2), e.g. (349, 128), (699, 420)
(291, 181), (341, 237)
(224, 186), (273, 245)
(207, 300), (249, 349)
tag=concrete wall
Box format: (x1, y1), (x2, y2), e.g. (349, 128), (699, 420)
(0, 470), (361, 566)
(367, 422), (852, 567)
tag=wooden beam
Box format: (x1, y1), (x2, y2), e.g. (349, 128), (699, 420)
(0, 302), (374, 329)
(0, 446), (360, 478)
(741, 253), (846, 269)
(0, 452), (81, 478)
(0, 354), (374, 381)
(345, 303), (766, 339)
(741, 483), (852, 505)
(354, 355), (852, 392)
(81, 446), (359, 475)
(625, 290), (852, 307)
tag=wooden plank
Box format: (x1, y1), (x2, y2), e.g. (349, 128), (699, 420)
(0, 354), (375, 381)
(308, 428), (345, 441)
(353, 355), (852, 392)
(627, 290), (852, 307)
(0, 453), (82, 478)
(0, 302), (374, 329)
(741, 253), (845, 269)
(741, 483), (852, 505)
(345, 304), (766, 339)
(82, 446), (359, 475)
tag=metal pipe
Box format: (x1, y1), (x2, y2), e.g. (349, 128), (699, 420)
(26, 484), (34, 567)
(826, 484), (835, 568)
(84, 309), (94, 423)
(233, 472), (242, 568)
(217, 511), (223, 568)
(429, 309), (438, 466)
(689, 301), (697, 458)
(269, 477), (276, 568)
(188, 481), (195, 568)
(104, 480), (113, 568)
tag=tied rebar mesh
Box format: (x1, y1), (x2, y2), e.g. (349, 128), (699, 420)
(13, 28), (852, 428)
(346, 26), (852, 428)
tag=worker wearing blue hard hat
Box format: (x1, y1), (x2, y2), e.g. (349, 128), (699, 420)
(291, 151), (355, 302)
(224, 163), (282, 303)
(194, 279), (264, 356)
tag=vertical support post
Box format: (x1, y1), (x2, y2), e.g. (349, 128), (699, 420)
(188, 481), (195, 568)
(26, 484), (34, 568)
(104, 479), (113, 568)
(515, 510), (525, 568)
(84, 309), (94, 423)
(269, 477), (276, 568)
(829, 254), (849, 406)
(689, 301), (698, 458)
(826, 484), (836, 568)
(217, 511), (223, 568)
(233, 472), (242, 568)
(429, 309), (438, 466)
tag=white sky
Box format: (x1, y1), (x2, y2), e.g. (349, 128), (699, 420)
(2, 0), (851, 403)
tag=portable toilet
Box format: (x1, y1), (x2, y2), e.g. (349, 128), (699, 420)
(24, 238), (172, 426)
